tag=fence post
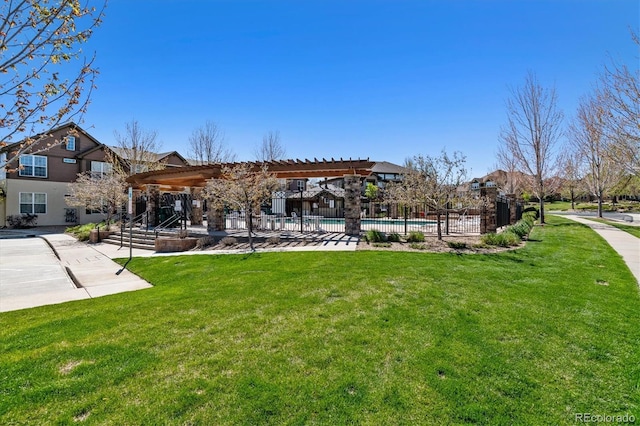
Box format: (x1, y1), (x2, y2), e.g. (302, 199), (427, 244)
(480, 187), (497, 234)
(507, 194), (517, 225)
(343, 175), (362, 236)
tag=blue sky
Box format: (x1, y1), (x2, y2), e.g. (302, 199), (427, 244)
(81, 0), (638, 177)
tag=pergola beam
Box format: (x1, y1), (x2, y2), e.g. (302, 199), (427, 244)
(126, 159), (375, 190)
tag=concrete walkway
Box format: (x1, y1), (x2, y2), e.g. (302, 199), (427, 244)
(0, 230), (359, 313)
(0, 234), (152, 313)
(564, 215), (640, 285)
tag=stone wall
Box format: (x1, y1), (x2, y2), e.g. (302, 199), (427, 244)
(343, 175), (362, 236)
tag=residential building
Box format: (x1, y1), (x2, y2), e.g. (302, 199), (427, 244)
(0, 123), (189, 227)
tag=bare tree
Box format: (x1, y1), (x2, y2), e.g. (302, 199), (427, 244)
(203, 163), (279, 250)
(254, 130), (286, 162)
(598, 31), (639, 176)
(558, 145), (585, 211)
(0, 0), (105, 169)
(569, 94), (624, 217)
(495, 145), (524, 196)
(499, 72), (564, 223)
(66, 171), (128, 225)
(112, 120), (165, 175)
(188, 121), (235, 164)
(385, 150), (468, 240)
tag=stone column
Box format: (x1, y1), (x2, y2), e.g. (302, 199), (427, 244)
(507, 194), (517, 225)
(189, 187), (203, 225)
(480, 187), (497, 234)
(343, 175), (362, 236)
(146, 184), (160, 227)
(207, 203), (225, 232)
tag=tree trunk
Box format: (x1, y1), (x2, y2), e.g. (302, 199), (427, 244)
(539, 198), (545, 224)
(597, 196), (603, 218)
(570, 188), (575, 210)
(247, 207), (254, 250)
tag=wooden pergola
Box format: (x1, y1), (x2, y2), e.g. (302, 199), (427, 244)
(126, 158), (375, 191)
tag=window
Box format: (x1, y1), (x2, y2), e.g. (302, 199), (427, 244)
(63, 158), (77, 164)
(66, 136), (76, 151)
(296, 180), (305, 191)
(0, 153), (6, 179)
(91, 161), (112, 178)
(132, 163), (147, 174)
(19, 192), (47, 214)
(19, 155), (47, 177)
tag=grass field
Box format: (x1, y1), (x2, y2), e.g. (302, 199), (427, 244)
(1, 216), (639, 425)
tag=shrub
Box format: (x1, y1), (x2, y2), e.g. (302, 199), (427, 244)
(406, 231), (425, 242)
(387, 233), (402, 242)
(481, 231), (520, 247)
(522, 206), (539, 220)
(447, 241), (467, 249)
(220, 236), (238, 246)
(266, 235), (281, 245)
(372, 242), (392, 248)
(6, 214), (38, 228)
(508, 222), (530, 238)
(66, 222), (100, 241)
(195, 236), (216, 249)
(409, 242), (427, 250)
(365, 229), (387, 243)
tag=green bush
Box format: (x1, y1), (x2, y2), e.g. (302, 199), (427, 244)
(508, 221), (531, 238)
(409, 242), (427, 250)
(372, 242), (392, 248)
(365, 229), (387, 243)
(522, 206), (539, 220)
(406, 231), (425, 242)
(66, 222), (100, 241)
(387, 233), (402, 242)
(481, 231), (520, 247)
(447, 241), (467, 249)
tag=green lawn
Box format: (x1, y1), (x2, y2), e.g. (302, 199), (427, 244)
(1, 216), (639, 425)
(586, 217), (640, 239)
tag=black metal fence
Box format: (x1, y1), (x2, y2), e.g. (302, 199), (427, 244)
(219, 201), (482, 235)
(497, 195), (510, 228)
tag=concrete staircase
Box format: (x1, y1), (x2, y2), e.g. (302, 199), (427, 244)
(100, 228), (180, 250)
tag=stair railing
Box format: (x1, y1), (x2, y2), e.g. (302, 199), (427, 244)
(154, 213), (182, 238)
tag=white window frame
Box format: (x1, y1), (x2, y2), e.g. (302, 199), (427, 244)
(19, 155), (47, 178)
(66, 136), (76, 151)
(19, 192), (47, 214)
(0, 153), (6, 179)
(296, 180), (305, 191)
(91, 161), (112, 178)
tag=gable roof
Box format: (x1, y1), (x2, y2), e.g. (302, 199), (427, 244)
(1, 121), (102, 154)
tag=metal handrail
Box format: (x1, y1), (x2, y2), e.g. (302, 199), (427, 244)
(154, 213), (182, 238)
(129, 211), (150, 231)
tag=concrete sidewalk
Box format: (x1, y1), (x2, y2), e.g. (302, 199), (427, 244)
(0, 230), (359, 313)
(564, 215), (640, 285)
(0, 234), (152, 313)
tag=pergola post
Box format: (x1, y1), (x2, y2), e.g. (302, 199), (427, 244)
(207, 203), (225, 232)
(189, 187), (203, 225)
(146, 184), (160, 226)
(343, 174), (362, 236)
